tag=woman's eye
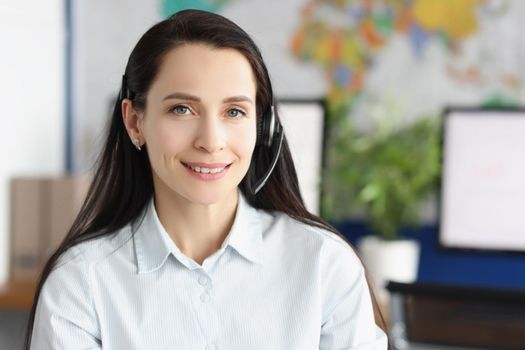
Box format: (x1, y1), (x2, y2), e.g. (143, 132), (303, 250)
(172, 105), (190, 115)
(227, 108), (246, 118)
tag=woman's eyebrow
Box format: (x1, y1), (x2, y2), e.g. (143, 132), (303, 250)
(162, 92), (200, 102)
(162, 92), (253, 104)
(223, 95), (253, 104)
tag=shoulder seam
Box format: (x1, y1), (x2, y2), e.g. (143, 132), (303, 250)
(286, 214), (352, 250)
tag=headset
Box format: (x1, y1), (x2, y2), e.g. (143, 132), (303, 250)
(254, 104), (284, 194)
(120, 75), (284, 195)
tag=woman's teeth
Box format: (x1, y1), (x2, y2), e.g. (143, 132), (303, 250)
(188, 165), (225, 174)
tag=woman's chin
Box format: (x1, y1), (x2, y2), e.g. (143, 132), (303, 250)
(179, 189), (237, 207)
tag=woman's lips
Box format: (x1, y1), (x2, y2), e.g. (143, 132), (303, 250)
(181, 161), (232, 181)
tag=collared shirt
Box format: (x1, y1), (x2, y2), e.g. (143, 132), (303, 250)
(32, 192), (388, 349)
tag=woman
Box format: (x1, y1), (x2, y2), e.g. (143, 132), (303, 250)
(25, 9), (388, 350)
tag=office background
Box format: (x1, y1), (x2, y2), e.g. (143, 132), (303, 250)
(2, 0), (525, 349)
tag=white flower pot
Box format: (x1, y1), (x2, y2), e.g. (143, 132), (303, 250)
(357, 235), (420, 302)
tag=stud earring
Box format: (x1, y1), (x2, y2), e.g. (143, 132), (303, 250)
(133, 139), (142, 151)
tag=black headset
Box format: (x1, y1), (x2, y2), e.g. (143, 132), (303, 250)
(120, 75), (284, 195)
(254, 104), (284, 194)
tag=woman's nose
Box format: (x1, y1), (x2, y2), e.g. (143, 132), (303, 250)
(194, 117), (226, 153)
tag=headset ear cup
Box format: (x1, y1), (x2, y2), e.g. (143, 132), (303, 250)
(256, 117), (264, 147)
(257, 108), (271, 147)
(265, 106), (277, 147)
(256, 106), (280, 147)
(263, 113), (271, 147)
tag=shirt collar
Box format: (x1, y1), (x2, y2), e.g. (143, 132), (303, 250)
(220, 192), (263, 265)
(132, 191), (263, 274)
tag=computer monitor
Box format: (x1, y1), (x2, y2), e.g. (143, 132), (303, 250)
(277, 99), (326, 215)
(439, 108), (525, 252)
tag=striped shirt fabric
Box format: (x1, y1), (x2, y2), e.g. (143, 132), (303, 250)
(31, 191), (388, 349)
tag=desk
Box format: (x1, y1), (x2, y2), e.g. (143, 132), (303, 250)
(388, 281), (525, 350)
(406, 343), (484, 350)
(0, 280), (37, 310)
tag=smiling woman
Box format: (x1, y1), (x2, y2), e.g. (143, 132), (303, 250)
(25, 9), (388, 350)
(123, 44), (258, 209)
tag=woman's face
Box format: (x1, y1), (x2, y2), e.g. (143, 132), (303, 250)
(137, 44), (257, 205)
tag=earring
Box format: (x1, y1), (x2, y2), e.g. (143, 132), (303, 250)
(133, 139), (142, 151)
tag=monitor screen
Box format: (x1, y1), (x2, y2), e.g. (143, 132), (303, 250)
(440, 108), (525, 252)
(277, 100), (325, 215)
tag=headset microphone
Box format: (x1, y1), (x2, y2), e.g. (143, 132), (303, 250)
(253, 129), (284, 194)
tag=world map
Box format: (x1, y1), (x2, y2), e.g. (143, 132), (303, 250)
(290, 0), (520, 118)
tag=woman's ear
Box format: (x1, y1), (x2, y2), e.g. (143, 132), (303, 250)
(121, 99), (144, 145)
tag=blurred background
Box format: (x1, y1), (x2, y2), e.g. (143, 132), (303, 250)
(2, 0), (525, 349)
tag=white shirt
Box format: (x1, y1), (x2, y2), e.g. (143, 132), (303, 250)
(32, 192), (388, 349)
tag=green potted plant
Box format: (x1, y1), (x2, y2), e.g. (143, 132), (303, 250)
(322, 105), (441, 299)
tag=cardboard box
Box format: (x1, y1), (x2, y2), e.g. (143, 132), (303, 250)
(9, 175), (91, 281)
(9, 179), (44, 280)
(44, 176), (91, 260)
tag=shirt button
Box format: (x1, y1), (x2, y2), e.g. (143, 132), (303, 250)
(200, 292), (210, 303)
(205, 344), (215, 350)
(198, 275), (208, 286)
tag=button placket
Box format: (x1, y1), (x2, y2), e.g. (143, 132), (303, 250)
(197, 273), (213, 303)
(193, 270), (220, 349)
(201, 293), (210, 303)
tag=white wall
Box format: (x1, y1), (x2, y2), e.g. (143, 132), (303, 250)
(0, 1), (65, 283)
(71, 0), (161, 173)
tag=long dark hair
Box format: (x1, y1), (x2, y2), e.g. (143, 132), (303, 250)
(24, 9), (386, 349)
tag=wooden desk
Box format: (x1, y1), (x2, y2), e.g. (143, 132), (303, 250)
(0, 280), (37, 310)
